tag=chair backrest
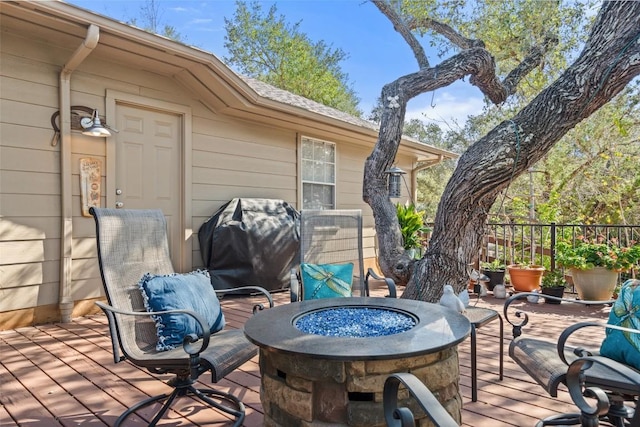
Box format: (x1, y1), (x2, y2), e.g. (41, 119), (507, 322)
(299, 209), (366, 296)
(91, 207), (175, 358)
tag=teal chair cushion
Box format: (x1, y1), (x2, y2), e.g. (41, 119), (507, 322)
(600, 279), (640, 370)
(300, 263), (353, 299)
(139, 270), (225, 351)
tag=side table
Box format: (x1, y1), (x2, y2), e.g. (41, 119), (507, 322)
(463, 306), (504, 402)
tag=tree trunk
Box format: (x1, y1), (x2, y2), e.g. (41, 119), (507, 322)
(365, 1), (640, 302)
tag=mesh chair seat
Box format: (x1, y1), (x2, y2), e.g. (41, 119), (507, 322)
(512, 336), (640, 398)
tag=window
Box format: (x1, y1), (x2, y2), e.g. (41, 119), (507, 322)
(301, 136), (335, 209)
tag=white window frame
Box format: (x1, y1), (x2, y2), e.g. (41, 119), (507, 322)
(300, 136), (336, 210)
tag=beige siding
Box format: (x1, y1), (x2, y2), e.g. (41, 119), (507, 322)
(0, 282), (59, 313)
(2, 170), (60, 196)
(0, 261), (59, 288)
(1, 30), (64, 315)
(1, 28), (300, 319)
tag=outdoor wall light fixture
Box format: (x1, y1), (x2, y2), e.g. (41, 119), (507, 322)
(50, 105), (117, 146)
(385, 166), (406, 198)
(80, 109), (111, 137)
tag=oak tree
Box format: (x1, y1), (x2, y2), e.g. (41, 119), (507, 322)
(364, 0), (640, 301)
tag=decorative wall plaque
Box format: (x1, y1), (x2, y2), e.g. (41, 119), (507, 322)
(80, 157), (101, 217)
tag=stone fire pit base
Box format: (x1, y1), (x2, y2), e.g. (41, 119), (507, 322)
(260, 346), (462, 427)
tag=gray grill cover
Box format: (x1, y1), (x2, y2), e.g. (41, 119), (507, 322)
(198, 198), (300, 291)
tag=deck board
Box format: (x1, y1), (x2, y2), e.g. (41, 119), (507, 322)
(0, 286), (611, 426)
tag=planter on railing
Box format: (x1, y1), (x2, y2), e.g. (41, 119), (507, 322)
(571, 267), (618, 301)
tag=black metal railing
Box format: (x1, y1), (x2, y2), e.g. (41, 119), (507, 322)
(480, 222), (640, 274)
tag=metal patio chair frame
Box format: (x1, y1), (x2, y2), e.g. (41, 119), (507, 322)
(504, 292), (640, 426)
(383, 373), (458, 427)
(90, 207), (273, 426)
(290, 209), (396, 301)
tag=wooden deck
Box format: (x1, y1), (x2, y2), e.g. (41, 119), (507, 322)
(0, 284), (612, 426)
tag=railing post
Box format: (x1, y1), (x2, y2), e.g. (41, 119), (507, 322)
(550, 222), (556, 272)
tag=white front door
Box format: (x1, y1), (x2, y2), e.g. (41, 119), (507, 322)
(114, 104), (182, 266)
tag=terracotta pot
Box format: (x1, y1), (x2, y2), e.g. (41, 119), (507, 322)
(507, 265), (545, 292)
(571, 267), (618, 301)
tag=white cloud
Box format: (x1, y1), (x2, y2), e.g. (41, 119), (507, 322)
(406, 91), (485, 129)
(191, 18), (214, 24)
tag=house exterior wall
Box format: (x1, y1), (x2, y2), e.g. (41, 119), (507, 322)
(0, 26), (416, 329)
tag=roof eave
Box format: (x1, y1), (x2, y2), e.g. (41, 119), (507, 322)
(18, 0), (459, 162)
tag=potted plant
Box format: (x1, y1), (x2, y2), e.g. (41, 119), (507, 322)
(396, 203), (430, 259)
(540, 270), (567, 304)
(480, 259), (506, 291)
(506, 264), (545, 292)
(555, 237), (640, 301)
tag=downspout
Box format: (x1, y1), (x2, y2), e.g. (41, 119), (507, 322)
(58, 24), (99, 322)
(411, 156), (443, 203)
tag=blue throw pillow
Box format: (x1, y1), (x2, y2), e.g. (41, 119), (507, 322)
(600, 279), (640, 370)
(139, 270), (225, 351)
(300, 263), (353, 299)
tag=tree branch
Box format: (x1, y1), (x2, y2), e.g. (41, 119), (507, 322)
(372, 0), (430, 69)
(500, 35), (559, 96)
(468, 35), (558, 103)
(408, 16), (483, 50)
(375, 0), (558, 104)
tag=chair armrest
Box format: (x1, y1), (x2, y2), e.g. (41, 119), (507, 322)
(565, 355), (640, 424)
(95, 300), (211, 361)
(560, 323), (640, 364)
(215, 285), (274, 312)
(503, 292), (614, 339)
(556, 322), (605, 365)
(366, 268), (397, 298)
(383, 373), (458, 427)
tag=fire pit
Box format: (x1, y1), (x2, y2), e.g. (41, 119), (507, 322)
(244, 297), (470, 426)
(294, 306), (416, 337)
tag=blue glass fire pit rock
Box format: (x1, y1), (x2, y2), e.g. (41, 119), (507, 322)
(294, 307), (416, 337)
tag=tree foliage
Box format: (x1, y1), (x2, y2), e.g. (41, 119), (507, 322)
(537, 85), (640, 225)
(412, 86), (640, 227)
(223, 1), (362, 116)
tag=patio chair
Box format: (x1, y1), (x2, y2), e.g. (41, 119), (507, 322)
(504, 290), (640, 426)
(290, 209), (397, 301)
(90, 207), (273, 427)
(383, 373), (458, 427)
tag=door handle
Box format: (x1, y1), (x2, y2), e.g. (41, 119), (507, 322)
(115, 202), (124, 208)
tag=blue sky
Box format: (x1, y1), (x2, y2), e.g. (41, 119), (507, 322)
(66, 0), (485, 127)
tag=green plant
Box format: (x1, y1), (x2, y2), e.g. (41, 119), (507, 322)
(481, 259), (506, 271)
(396, 203), (429, 250)
(508, 263), (544, 269)
(541, 270), (568, 288)
(555, 236), (640, 271)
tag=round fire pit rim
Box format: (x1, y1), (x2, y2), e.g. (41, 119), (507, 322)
(244, 297), (471, 361)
